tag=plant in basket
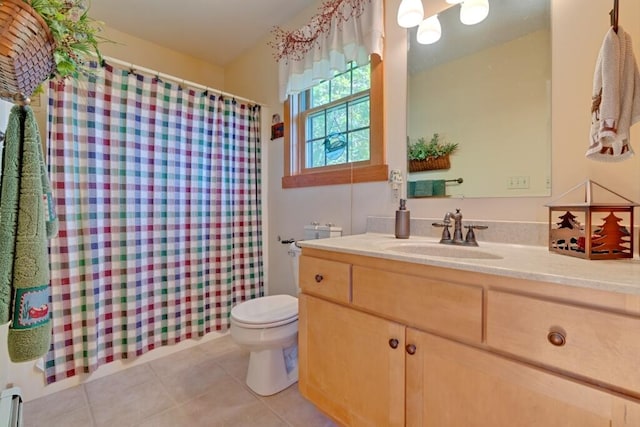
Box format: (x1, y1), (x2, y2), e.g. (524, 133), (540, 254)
(29, 0), (106, 79)
(0, 0), (106, 100)
(407, 133), (458, 172)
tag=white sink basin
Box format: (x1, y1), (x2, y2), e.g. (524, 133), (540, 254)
(383, 243), (503, 260)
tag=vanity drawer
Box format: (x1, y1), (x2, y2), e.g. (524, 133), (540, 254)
(486, 290), (640, 394)
(351, 266), (483, 343)
(299, 255), (351, 304)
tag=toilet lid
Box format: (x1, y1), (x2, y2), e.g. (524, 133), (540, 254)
(231, 295), (298, 325)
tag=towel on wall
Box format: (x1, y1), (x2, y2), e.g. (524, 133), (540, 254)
(0, 105), (57, 362)
(586, 26), (640, 161)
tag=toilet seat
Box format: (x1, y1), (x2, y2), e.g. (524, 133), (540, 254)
(231, 295), (298, 329)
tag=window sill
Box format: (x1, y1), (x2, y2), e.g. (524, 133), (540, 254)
(281, 164), (389, 189)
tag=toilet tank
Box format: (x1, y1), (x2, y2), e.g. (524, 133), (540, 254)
(303, 224), (342, 240)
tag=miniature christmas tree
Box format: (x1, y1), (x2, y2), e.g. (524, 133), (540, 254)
(591, 213), (631, 254)
(556, 211), (580, 229)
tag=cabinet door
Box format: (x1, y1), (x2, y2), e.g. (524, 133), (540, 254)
(299, 294), (405, 427)
(406, 329), (640, 427)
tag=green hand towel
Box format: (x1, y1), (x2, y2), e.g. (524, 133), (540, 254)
(0, 105), (55, 362)
(0, 111), (21, 325)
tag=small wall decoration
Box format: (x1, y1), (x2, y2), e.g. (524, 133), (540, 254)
(271, 113), (284, 140)
(546, 180), (637, 260)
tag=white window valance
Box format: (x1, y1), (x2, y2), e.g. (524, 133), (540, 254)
(277, 0), (384, 102)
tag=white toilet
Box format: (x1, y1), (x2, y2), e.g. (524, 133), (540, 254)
(230, 224), (341, 396)
(230, 242), (301, 396)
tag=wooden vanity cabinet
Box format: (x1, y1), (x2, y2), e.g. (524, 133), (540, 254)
(298, 250), (640, 426)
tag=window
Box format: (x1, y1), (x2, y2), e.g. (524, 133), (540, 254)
(282, 54), (387, 188)
(305, 62), (370, 168)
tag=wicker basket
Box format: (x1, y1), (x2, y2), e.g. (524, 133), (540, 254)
(0, 0), (55, 101)
(409, 154), (451, 172)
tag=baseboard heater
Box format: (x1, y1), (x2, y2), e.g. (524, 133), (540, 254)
(0, 387), (23, 427)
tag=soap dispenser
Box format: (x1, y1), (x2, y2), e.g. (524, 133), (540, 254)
(395, 199), (410, 239)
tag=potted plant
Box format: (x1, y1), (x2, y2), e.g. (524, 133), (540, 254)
(0, 0), (106, 100)
(29, 0), (106, 79)
(407, 133), (458, 172)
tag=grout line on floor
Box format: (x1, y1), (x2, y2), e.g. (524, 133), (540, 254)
(149, 361), (184, 408)
(259, 392), (297, 427)
(80, 384), (97, 427)
(212, 356), (297, 427)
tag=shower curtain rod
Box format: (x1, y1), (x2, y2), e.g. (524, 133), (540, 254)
(102, 56), (266, 107)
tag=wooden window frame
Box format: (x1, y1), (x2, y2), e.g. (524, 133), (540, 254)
(282, 54), (387, 188)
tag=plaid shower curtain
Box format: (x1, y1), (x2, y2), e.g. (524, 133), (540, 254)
(44, 62), (263, 383)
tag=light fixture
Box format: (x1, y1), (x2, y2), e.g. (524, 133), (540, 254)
(460, 0), (490, 25)
(397, 0), (424, 28)
(416, 15), (441, 45)
(399, 0), (490, 45)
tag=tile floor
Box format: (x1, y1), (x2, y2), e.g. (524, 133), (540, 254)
(22, 335), (337, 427)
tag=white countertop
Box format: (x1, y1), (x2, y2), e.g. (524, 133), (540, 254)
(298, 233), (640, 295)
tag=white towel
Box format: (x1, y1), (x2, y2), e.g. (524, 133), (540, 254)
(586, 26), (640, 162)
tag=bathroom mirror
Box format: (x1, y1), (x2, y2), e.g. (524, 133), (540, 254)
(407, 0), (551, 198)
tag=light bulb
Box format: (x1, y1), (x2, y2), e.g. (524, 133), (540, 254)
(460, 0), (489, 25)
(416, 15), (441, 45)
(397, 0), (424, 28)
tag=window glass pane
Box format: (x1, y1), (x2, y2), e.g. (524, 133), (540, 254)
(308, 112), (326, 140)
(307, 139), (326, 168)
(326, 104), (347, 135)
(349, 97), (370, 130)
(352, 63), (370, 93)
(311, 80), (330, 108)
(330, 72), (352, 102)
(349, 129), (370, 162)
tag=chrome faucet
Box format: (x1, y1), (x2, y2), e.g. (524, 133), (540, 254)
(432, 209), (487, 246)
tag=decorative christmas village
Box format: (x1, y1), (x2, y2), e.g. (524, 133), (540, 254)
(547, 180), (637, 260)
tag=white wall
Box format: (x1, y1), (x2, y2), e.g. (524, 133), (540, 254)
(100, 26), (226, 89)
(551, 1), (640, 205)
(224, 0), (640, 296)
